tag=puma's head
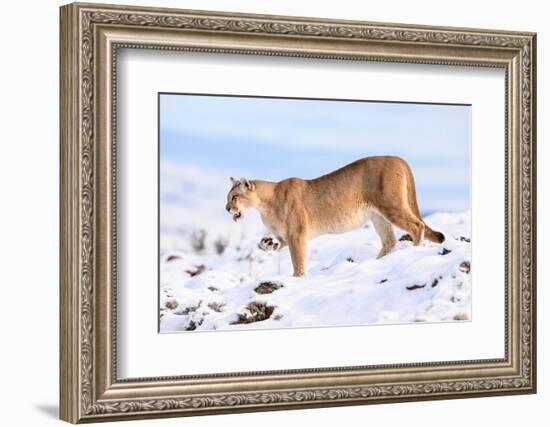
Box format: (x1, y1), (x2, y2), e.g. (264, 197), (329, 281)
(225, 177), (256, 222)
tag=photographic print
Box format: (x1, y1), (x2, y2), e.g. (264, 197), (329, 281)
(159, 94), (472, 333)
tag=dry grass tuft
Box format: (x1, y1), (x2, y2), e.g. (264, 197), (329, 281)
(231, 302), (275, 324)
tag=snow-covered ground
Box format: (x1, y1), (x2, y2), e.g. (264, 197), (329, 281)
(160, 162), (472, 332)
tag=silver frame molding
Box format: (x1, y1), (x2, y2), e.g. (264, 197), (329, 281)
(60, 2), (536, 423)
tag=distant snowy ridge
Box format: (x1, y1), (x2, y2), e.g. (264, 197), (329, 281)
(160, 160), (264, 254)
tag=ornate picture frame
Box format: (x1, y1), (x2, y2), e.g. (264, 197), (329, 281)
(60, 2), (536, 423)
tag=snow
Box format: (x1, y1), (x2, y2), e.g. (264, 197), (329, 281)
(159, 162), (472, 332)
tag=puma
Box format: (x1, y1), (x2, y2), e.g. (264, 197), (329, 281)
(225, 156), (444, 277)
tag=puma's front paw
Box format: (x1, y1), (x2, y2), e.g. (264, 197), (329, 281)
(258, 236), (282, 251)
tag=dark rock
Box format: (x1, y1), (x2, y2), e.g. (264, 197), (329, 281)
(406, 283), (426, 291)
(254, 281), (284, 294)
(459, 261), (471, 273)
(185, 319), (203, 331)
(186, 264), (206, 277)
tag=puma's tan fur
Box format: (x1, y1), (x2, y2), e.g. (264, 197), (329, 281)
(225, 156), (444, 277)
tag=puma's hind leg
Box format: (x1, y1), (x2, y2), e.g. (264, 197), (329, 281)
(379, 207), (425, 246)
(371, 212), (396, 258)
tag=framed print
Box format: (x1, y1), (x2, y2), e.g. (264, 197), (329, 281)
(59, 2), (537, 423)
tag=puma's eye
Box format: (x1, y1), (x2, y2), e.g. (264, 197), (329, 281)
(232, 195), (237, 202)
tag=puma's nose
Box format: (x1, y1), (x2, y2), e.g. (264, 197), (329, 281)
(226, 205), (231, 212)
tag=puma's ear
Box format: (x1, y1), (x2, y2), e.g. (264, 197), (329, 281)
(229, 177), (237, 184)
(240, 178), (255, 191)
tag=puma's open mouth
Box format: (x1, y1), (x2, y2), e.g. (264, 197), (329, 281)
(232, 212), (242, 222)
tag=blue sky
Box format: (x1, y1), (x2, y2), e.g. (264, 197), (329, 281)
(160, 93), (470, 214)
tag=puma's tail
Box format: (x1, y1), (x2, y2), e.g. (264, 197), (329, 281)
(424, 225), (445, 243)
(403, 161), (445, 244)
